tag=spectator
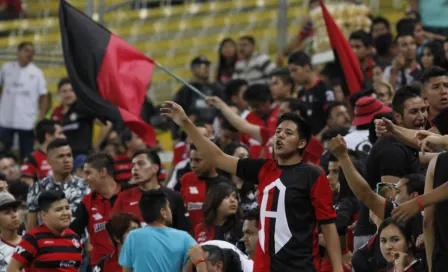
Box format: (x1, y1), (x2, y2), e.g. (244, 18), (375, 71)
(421, 40), (448, 70)
(119, 190), (197, 272)
(288, 51), (335, 135)
(383, 32), (421, 90)
(421, 67), (448, 129)
(370, 16), (391, 40)
(216, 38), (238, 85)
(372, 64), (384, 83)
(242, 209), (259, 259)
(396, 18), (426, 56)
(8, 190), (83, 272)
(195, 182), (243, 245)
(318, 101), (352, 140)
(20, 119), (65, 185)
(223, 79), (249, 117)
(0, 172), (7, 192)
(392, 86), (428, 130)
(373, 33), (396, 68)
(349, 30), (375, 81)
(214, 120), (239, 150)
(232, 36), (276, 85)
(0, 192), (22, 272)
(0, 155), (16, 182)
(26, 138), (90, 231)
(197, 241), (254, 272)
(373, 81), (395, 106)
(51, 78), (76, 122)
(112, 148), (191, 232)
(269, 68), (294, 106)
(0, 42), (49, 160)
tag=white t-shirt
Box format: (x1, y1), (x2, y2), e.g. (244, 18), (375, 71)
(0, 61), (48, 130)
(200, 240), (253, 272)
(0, 238), (16, 272)
(344, 129), (372, 154)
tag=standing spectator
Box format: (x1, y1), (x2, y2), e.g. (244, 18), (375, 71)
(216, 38), (238, 85)
(119, 190), (197, 272)
(421, 67), (448, 128)
(269, 68), (294, 107)
(7, 190), (83, 272)
(242, 210), (259, 259)
(0, 42), (49, 160)
(0, 192), (22, 272)
(93, 212), (141, 272)
(113, 129), (146, 185)
(288, 51), (335, 135)
(349, 30), (375, 81)
(69, 153), (125, 267)
(26, 138), (89, 230)
(51, 78), (76, 122)
(112, 149), (191, 231)
(232, 36), (276, 85)
(370, 16), (391, 40)
(20, 119), (65, 185)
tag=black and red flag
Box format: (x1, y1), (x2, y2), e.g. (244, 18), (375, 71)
(320, 0), (364, 96)
(59, 0), (156, 146)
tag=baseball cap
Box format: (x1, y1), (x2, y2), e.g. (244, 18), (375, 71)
(352, 96), (392, 126)
(0, 192), (21, 210)
(191, 56), (211, 67)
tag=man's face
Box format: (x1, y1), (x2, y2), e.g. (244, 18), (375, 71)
(83, 163), (103, 192)
(59, 83), (77, 106)
(248, 101), (272, 118)
(394, 179), (412, 204)
(371, 22), (389, 39)
(0, 180), (7, 192)
(413, 23), (425, 46)
(397, 35), (417, 61)
(288, 63), (307, 85)
(218, 128), (237, 148)
(238, 39), (254, 59)
(17, 44), (34, 65)
(327, 161), (340, 193)
(190, 150), (213, 177)
(400, 97), (428, 130)
(132, 154), (158, 184)
(0, 206), (21, 231)
(48, 146), (73, 176)
(231, 85), (248, 111)
(424, 75), (448, 112)
(126, 133), (146, 152)
(192, 63), (210, 81)
(273, 120), (305, 158)
(41, 199), (72, 230)
(328, 105), (351, 129)
(162, 199), (173, 226)
(242, 219), (258, 258)
(350, 39), (371, 62)
(0, 158), (14, 181)
(270, 76), (291, 102)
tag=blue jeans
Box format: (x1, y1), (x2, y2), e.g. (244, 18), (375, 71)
(0, 127), (34, 160)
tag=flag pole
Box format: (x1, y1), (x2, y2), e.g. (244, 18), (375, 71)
(155, 61), (207, 99)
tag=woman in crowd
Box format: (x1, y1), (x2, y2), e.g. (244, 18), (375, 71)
(421, 40), (448, 70)
(373, 81), (395, 106)
(216, 38), (238, 85)
(194, 182), (243, 245)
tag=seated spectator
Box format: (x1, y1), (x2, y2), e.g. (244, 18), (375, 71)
(216, 38), (238, 85)
(232, 36), (276, 85)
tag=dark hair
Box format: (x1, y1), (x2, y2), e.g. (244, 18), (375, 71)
(406, 10), (421, 22)
(277, 113), (312, 154)
(378, 218), (416, 256)
(203, 182), (242, 236)
(243, 84), (272, 103)
(17, 42), (33, 51)
(201, 245), (242, 272)
(34, 119), (59, 145)
(369, 112), (395, 144)
(8, 180), (28, 203)
(271, 68), (294, 92)
(85, 153), (115, 177)
(139, 190), (168, 224)
(239, 35), (255, 45)
(371, 16), (390, 32)
(47, 138), (70, 154)
(349, 30), (373, 47)
(321, 127), (350, 142)
(396, 18), (418, 36)
(38, 190), (66, 212)
(325, 101), (348, 121)
(224, 79), (248, 102)
(132, 148), (161, 177)
(288, 51), (312, 68)
(223, 142), (249, 157)
(106, 212), (141, 248)
(281, 98), (308, 117)
(374, 33), (394, 56)
(420, 66), (448, 85)
(403, 174), (425, 196)
(57, 77), (71, 91)
(423, 41), (448, 69)
(244, 208), (259, 226)
(0, 172), (5, 181)
(392, 86), (422, 115)
(217, 38), (238, 83)
(329, 153), (338, 163)
(221, 119), (238, 133)
(120, 128), (133, 148)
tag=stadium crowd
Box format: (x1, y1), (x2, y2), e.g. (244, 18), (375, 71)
(0, 0), (448, 271)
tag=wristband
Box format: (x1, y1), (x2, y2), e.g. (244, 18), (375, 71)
(194, 259), (206, 266)
(417, 196), (424, 211)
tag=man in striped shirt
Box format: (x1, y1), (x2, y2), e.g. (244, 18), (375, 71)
(7, 190), (83, 272)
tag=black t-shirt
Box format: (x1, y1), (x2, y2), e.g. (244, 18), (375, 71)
(237, 181), (258, 215)
(61, 100), (95, 156)
(432, 109), (448, 135)
(356, 136), (420, 236)
(297, 80), (335, 135)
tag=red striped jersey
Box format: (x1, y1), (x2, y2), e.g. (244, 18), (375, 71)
(20, 149), (52, 181)
(113, 153), (132, 184)
(12, 224), (82, 272)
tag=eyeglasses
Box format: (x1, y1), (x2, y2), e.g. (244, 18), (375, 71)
(376, 182), (396, 195)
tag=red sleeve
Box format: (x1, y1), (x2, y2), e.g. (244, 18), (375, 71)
(12, 234), (38, 266)
(260, 127), (275, 145)
(310, 173), (336, 223)
(172, 145), (186, 166)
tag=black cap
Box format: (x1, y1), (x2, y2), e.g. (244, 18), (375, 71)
(191, 56), (211, 67)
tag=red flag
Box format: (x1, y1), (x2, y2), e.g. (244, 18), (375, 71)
(320, 1), (364, 95)
(59, 1), (156, 147)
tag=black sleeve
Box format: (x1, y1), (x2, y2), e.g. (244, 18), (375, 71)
(378, 144), (410, 177)
(352, 244), (372, 272)
(334, 198), (357, 235)
(236, 159), (267, 185)
(384, 200), (397, 220)
(69, 201), (89, 236)
(171, 191), (192, 232)
(432, 109), (448, 135)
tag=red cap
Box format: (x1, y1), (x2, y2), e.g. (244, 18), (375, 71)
(352, 97), (392, 126)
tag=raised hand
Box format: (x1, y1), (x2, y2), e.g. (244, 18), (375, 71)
(160, 101), (188, 127)
(375, 117), (394, 137)
(205, 96), (225, 110)
(391, 198), (420, 222)
(416, 131), (448, 153)
(328, 135), (348, 159)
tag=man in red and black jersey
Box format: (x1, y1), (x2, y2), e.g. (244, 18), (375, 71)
(20, 119), (65, 185)
(7, 190), (83, 272)
(113, 128), (147, 185)
(93, 212), (141, 272)
(69, 153), (124, 267)
(288, 51), (336, 135)
(112, 149), (191, 231)
(162, 101), (343, 272)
